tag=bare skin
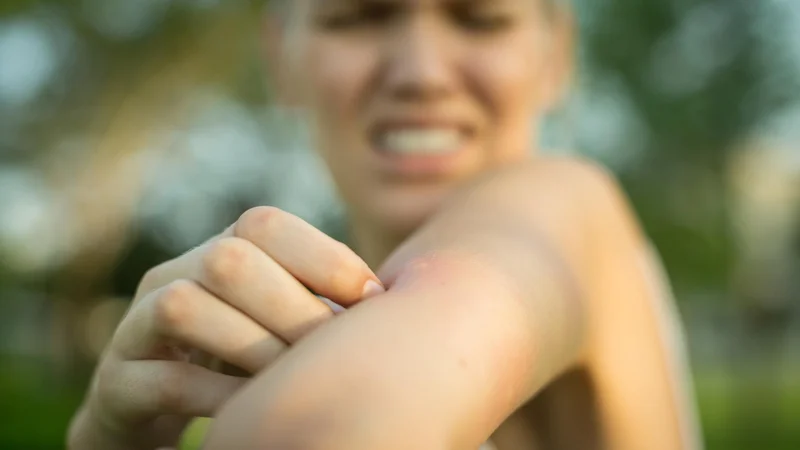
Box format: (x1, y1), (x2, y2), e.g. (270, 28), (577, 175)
(67, 209), (386, 449)
(69, 0), (701, 449)
(202, 158), (701, 450)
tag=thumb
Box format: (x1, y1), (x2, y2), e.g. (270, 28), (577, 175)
(317, 280), (386, 315)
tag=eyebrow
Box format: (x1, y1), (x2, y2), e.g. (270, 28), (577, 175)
(311, 0), (501, 8)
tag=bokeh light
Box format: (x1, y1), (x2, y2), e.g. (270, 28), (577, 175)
(0, 0), (797, 449)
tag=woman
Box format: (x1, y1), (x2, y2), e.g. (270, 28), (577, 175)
(68, 0), (702, 448)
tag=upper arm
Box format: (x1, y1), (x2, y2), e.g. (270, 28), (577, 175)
(526, 158), (701, 449)
(514, 158), (702, 449)
(582, 240), (703, 450)
(423, 157), (702, 450)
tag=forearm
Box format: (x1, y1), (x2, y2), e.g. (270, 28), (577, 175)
(203, 254), (541, 449)
(203, 159), (601, 449)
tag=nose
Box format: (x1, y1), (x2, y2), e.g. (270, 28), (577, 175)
(382, 19), (456, 102)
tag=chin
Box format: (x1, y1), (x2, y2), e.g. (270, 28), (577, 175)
(363, 183), (456, 238)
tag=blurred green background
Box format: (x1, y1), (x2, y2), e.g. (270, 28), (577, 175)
(0, 0), (798, 449)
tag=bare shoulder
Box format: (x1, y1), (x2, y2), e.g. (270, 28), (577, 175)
(513, 156), (633, 215)
(526, 155), (647, 244)
(479, 155), (618, 188)
(460, 155), (635, 228)
(488, 157), (702, 449)
(455, 155), (647, 267)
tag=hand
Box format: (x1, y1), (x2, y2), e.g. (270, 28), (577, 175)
(67, 207), (384, 450)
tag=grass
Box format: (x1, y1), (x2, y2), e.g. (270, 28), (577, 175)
(1, 359), (797, 450)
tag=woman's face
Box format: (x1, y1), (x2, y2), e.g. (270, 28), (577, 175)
(277, 0), (570, 234)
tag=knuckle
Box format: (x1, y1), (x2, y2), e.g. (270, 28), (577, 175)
(138, 264), (167, 296)
(235, 206), (286, 241)
(202, 238), (252, 287)
(92, 360), (131, 419)
(94, 360), (119, 401)
(155, 365), (189, 411)
(153, 280), (196, 332)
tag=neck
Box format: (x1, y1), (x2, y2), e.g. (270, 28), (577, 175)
(347, 214), (411, 271)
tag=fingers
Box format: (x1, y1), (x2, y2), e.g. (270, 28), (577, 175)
(134, 226), (235, 302)
(98, 359), (246, 422)
(116, 280), (287, 374)
(136, 236), (334, 343)
(128, 206), (384, 356)
(234, 207), (384, 306)
(138, 207), (384, 314)
(197, 237), (337, 342)
(94, 207), (384, 445)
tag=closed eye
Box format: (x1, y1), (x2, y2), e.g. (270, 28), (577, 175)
(451, 6), (515, 33)
(316, 2), (401, 31)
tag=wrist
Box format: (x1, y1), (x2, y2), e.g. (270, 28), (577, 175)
(67, 406), (135, 450)
(67, 403), (186, 450)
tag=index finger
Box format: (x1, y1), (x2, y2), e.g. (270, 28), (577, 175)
(234, 207), (384, 307)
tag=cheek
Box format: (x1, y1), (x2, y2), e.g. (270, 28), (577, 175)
(466, 39), (550, 124)
(305, 40), (377, 122)
(299, 40), (379, 203)
(464, 37), (551, 159)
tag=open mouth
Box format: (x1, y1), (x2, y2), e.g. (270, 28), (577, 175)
(370, 121), (473, 180)
(374, 127), (465, 156)
(367, 119), (476, 179)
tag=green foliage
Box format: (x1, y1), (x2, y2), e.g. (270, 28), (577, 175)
(0, 0), (796, 448)
(578, 0), (797, 294)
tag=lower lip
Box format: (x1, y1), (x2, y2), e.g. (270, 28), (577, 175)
(371, 145), (470, 179)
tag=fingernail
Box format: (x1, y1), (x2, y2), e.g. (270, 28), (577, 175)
(361, 280), (386, 300)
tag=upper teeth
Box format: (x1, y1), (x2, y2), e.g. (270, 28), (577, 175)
(381, 128), (461, 155)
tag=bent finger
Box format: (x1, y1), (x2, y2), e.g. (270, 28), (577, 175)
(134, 227), (235, 301)
(197, 237), (339, 343)
(102, 360), (247, 422)
(115, 280), (287, 374)
(234, 207), (384, 306)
